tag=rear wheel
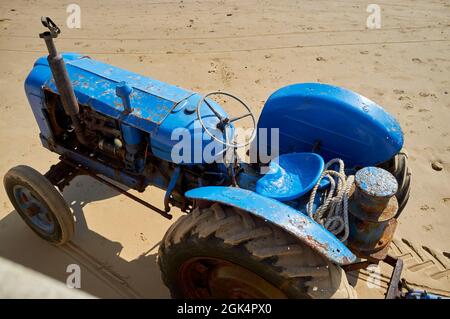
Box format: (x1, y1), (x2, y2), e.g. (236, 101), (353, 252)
(379, 149), (411, 216)
(158, 203), (356, 299)
(3, 165), (74, 245)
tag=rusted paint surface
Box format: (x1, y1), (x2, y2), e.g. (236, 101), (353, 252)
(186, 186), (356, 265)
(348, 167), (399, 260)
(355, 166), (398, 198)
(43, 55), (195, 132)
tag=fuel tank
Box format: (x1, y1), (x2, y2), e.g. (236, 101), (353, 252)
(24, 53), (228, 164)
(257, 83), (403, 168)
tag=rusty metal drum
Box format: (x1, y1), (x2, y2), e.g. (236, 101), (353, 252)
(348, 167), (399, 261)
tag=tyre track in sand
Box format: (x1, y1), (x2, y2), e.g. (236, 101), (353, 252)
(349, 237), (450, 297)
(61, 242), (142, 298)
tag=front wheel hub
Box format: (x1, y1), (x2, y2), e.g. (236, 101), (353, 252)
(13, 185), (55, 234)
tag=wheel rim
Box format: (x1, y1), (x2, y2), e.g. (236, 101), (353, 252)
(13, 185), (55, 234)
(178, 257), (287, 298)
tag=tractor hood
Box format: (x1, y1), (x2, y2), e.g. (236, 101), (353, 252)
(25, 53), (230, 163)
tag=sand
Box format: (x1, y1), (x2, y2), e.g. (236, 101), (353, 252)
(0, 0), (448, 298)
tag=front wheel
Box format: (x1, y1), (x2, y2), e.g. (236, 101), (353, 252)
(158, 203), (356, 299)
(3, 165), (74, 245)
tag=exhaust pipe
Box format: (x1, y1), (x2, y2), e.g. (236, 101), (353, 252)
(39, 17), (89, 146)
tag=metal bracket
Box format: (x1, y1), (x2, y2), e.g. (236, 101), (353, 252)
(164, 166), (181, 212)
(45, 160), (80, 192)
(342, 253), (403, 299)
(39, 16), (60, 39)
(45, 157), (172, 220)
(384, 254), (403, 299)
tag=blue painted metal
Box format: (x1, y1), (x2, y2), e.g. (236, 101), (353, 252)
(185, 186), (356, 265)
(151, 93), (232, 163)
(46, 140), (145, 190)
(355, 166), (398, 198)
(24, 56), (58, 141)
(25, 54), (231, 164)
(257, 83), (404, 168)
(255, 152), (324, 201)
(121, 123), (143, 145)
(348, 167), (399, 259)
(164, 166), (181, 211)
(44, 56), (192, 128)
(24, 51), (404, 268)
(404, 290), (448, 299)
(121, 123), (144, 171)
(115, 81), (133, 113)
(13, 185), (55, 234)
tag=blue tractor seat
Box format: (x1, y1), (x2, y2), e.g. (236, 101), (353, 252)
(256, 152), (324, 201)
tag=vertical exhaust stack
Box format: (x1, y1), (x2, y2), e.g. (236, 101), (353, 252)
(39, 17), (89, 146)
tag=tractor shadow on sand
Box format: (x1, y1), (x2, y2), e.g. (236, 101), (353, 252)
(0, 175), (170, 298)
(0, 174), (371, 298)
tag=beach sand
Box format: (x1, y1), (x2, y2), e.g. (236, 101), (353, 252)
(0, 0), (448, 298)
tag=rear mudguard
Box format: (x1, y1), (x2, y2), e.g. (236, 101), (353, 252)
(257, 83), (404, 168)
(185, 186), (356, 265)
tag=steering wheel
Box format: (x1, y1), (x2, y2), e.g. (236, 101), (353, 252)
(196, 92), (256, 148)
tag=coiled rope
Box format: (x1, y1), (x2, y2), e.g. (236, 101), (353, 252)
(307, 159), (355, 242)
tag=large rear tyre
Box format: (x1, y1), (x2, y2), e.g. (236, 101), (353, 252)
(379, 149), (411, 216)
(3, 165), (74, 245)
(158, 203), (356, 299)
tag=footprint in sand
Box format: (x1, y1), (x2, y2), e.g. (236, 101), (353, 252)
(419, 92), (437, 98)
(403, 102), (413, 110)
(420, 204), (436, 211)
(139, 232), (147, 242)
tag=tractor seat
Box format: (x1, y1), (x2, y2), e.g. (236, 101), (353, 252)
(255, 152), (324, 201)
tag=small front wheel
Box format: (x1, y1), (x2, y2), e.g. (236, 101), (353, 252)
(3, 165), (74, 245)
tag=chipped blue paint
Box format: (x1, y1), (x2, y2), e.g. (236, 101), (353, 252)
(67, 57), (193, 103)
(32, 54), (195, 134)
(185, 186), (356, 265)
(257, 83), (404, 168)
(25, 53), (231, 164)
(24, 51), (402, 269)
(355, 166), (398, 197)
(42, 58), (191, 128)
(255, 152), (324, 201)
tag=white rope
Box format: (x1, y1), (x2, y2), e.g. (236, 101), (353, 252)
(307, 159), (355, 242)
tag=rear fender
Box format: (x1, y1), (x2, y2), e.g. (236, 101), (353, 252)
(257, 83), (404, 168)
(185, 186), (356, 265)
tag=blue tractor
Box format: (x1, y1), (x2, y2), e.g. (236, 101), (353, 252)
(3, 18), (411, 298)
